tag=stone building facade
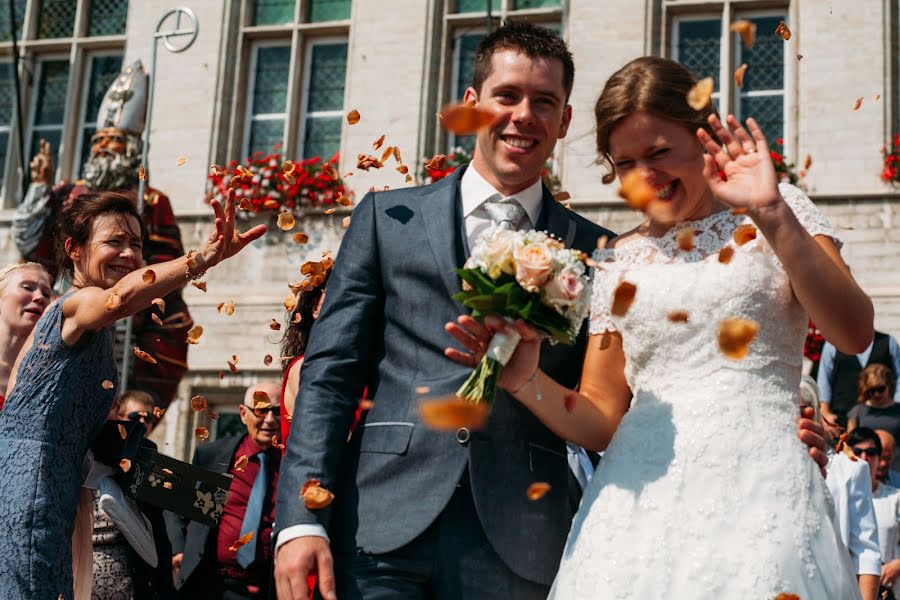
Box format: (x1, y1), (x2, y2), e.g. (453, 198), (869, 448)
(0, 0), (898, 457)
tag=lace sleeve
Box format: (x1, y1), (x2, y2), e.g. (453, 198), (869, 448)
(778, 183), (842, 249)
(589, 248), (618, 335)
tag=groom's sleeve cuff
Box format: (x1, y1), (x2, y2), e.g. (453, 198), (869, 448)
(275, 524), (330, 555)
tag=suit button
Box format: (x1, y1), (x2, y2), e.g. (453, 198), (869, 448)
(456, 427), (470, 444)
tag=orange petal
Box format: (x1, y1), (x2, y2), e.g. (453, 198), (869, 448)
(163, 481), (173, 489)
(191, 281), (207, 292)
(418, 396), (490, 430)
(380, 145), (395, 164)
(774, 20), (791, 41)
(139, 164), (146, 181)
(234, 455), (249, 472)
(119, 458), (132, 473)
(734, 63), (747, 88)
(292, 232), (309, 244)
(729, 20), (757, 48)
(718, 317), (759, 360)
(176, 155), (187, 166)
(360, 399), (375, 410)
(618, 171), (657, 210)
(342, 216), (351, 228)
(118, 424), (127, 439)
(346, 109), (361, 125)
(804, 155), (812, 170)
(186, 325), (203, 345)
(270, 318), (282, 331)
(336, 195), (352, 206)
(554, 191), (571, 202)
(277, 212), (296, 231)
(151, 297), (166, 312)
(153, 406), (165, 420)
(611, 281), (637, 317)
(526, 482), (551, 501)
(252, 391), (271, 408)
(264, 354), (273, 366)
(372, 134), (386, 151)
(284, 295), (298, 311)
(190, 395), (207, 412)
(301, 479), (336, 509)
(106, 292), (121, 312)
(228, 531), (254, 551)
(195, 426), (209, 441)
(676, 229), (695, 251)
(424, 154), (448, 173)
(733, 224), (757, 246)
(133, 346), (158, 364)
(439, 103), (496, 135)
(686, 77), (715, 110)
(102, 379), (114, 390)
(718, 246), (735, 264)
(667, 311), (690, 323)
(853, 97), (863, 111)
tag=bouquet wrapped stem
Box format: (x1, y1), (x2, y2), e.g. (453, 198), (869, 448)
(456, 325), (521, 406)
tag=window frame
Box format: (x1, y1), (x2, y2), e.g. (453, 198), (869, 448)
(295, 35), (349, 160)
(24, 52), (71, 183)
(242, 38), (294, 158)
(72, 49), (124, 176)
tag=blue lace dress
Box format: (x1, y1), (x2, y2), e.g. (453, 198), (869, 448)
(0, 292), (118, 599)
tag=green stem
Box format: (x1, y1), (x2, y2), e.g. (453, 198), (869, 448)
(456, 356), (502, 407)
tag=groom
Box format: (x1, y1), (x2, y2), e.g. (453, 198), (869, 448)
(275, 22), (827, 600)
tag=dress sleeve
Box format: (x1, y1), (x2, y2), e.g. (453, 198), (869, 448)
(588, 248), (617, 335)
(778, 183), (842, 248)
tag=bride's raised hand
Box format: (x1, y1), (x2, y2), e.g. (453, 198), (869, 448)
(198, 188), (267, 269)
(696, 114), (782, 214)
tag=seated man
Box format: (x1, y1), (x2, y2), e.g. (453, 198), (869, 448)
(169, 382), (282, 599)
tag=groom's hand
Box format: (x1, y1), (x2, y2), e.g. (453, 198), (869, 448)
(797, 406), (828, 477)
(275, 536), (337, 600)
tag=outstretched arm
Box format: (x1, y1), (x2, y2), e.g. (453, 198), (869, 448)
(697, 114), (873, 354)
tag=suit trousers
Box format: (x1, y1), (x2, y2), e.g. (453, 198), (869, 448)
(325, 483), (550, 600)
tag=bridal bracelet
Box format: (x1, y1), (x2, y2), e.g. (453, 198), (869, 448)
(512, 370), (542, 402)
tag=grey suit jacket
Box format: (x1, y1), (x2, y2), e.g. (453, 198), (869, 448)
(275, 165), (614, 585)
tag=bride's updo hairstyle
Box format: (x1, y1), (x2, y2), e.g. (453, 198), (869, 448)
(594, 56), (718, 184)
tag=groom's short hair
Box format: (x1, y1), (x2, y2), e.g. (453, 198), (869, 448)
(471, 20), (575, 101)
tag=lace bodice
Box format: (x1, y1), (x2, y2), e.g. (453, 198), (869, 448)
(589, 183), (838, 398)
(548, 184), (860, 599)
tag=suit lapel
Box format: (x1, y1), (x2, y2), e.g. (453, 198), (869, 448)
(536, 187), (577, 247)
(421, 168), (467, 307)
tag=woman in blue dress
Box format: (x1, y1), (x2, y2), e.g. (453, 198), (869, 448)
(0, 189), (265, 599)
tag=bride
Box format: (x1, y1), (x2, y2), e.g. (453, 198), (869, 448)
(449, 57), (872, 598)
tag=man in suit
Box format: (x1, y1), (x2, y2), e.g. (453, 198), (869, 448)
(168, 381), (282, 599)
(274, 22), (610, 600)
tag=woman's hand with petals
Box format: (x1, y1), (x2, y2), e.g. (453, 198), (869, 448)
(697, 114), (782, 215)
(198, 189), (266, 270)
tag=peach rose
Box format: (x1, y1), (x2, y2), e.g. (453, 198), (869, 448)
(514, 242), (553, 292)
(544, 268), (584, 308)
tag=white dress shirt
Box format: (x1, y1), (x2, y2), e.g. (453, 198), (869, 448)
(826, 451), (882, 575)
(872, 482), (900, 563)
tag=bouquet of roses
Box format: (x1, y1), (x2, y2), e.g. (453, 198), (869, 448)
(453, 227), (592, 407)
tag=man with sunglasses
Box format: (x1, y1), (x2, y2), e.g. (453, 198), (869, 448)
(117, 390), (158, 434)
(12, 61), (192, 413)
(169, 381), (282, 599)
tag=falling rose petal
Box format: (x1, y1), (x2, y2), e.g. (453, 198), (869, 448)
(360, 399), (375, 410)
(729, 20), (757, 48)
(336, 195), (352, 206)
(418, 396), (490, 430)
(667, 311), (690, 323)
(207, 409), (219, 420)
(253, 390), (272, 408)
(686, 77), (715, 110)
(138, 164), (146, 181)
(228, 531), (254, 552)
(356, 154), (383, 171)
(264, 354), (273, 366)
(228, 359), (238, 373)
(161, 467), (174, 475)
(372, 134), (386, 151)
(554, 191), (571, 202)
(163, 481), (173, 489)
(234, 455), (249, 472)
(392, 146), (402, 163)
(152, 297), (166, 312)
(191, 281), (207, 292)
(119, 458), (132, 473)
(176, 155), (187, 166)
(142, 270), (156, 284)
(346, 109), (361, 125)
(301, 479), (336, 509)
(322, 163), (338, 180)
(853, 97), (863, 111)
(238, 198), (253, 211)
(210, 164), (226, 177)
(118, 424), (127, 439)
(380, 146), (395, 164)
(324, 207), (337, 215)
(195, 427), (210, 441)
(526, 482), (551, 501)
(797, 54), (803, 61)
(802, 154), (812, 170)
(563, 393), (577, 413)
(439, 103), (496, 134)
(102, 379), (114, 390)
(733, 224), (757, 246)
(774, 20), (791, 41)
(618, 171), (656, 210)
(874, 94), (881, 102)
(396, 165), (409, 175)
(405, 174), (413, 183)
(217, 300), (235, 316)
(718, 246), (735, 264)
(342, 217), (351, 229)
(676, 229), (695, 251)
(774, 594), (800, 600)
(718, 317), (759, 360)
(153, 406), (165, 420)
(133, 346), (158, 364)
(270, 318), (282, 331)
(190, 395), (207, 412)
(276, 212), (296, 231)
(415, 386), (431, 394)
(106, 292), (121, 312)
(283, 159), (296, 175)
(611, 281), (637, 317)
(424, 154), (448, 173)
(292, 232), (309, 244)
(284, 295), (298, 311)
(186, 325), (203, 345)
(734, 63), (748, 88)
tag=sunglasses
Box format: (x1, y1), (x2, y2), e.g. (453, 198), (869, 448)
(865, 385), (888, 399)
(126, 410), (156, 424)
(251, 406), (281, 418)
(852, 446), (880, 458)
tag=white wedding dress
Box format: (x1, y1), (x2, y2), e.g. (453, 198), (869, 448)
(549, 184), (861, 599)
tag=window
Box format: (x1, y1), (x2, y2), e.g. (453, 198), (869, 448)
(669, 5), (789, 146)
(441, 0), (563, 154)
(235, 0), (351, 161)
(0, 0), (128, 204)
